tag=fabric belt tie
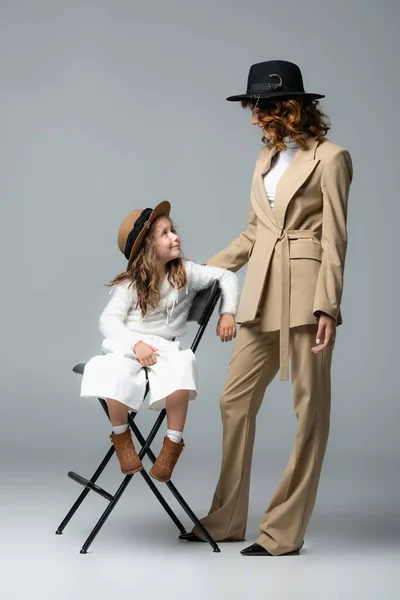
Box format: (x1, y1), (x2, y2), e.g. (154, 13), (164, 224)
(278, 229), (316, 381)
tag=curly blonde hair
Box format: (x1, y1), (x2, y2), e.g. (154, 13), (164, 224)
(242, 97), (330, 150)
(107, 216), (187, 317)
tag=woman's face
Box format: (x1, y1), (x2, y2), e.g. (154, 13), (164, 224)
(251, 106), (274, 141)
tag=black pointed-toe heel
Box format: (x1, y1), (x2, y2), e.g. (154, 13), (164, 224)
(241, 543), (300, 556)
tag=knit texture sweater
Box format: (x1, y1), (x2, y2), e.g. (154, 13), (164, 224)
(99, 260), (240, 347)
(263, 137), (299, 209)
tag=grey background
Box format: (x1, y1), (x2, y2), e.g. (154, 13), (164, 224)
(1, 1), (399, 599)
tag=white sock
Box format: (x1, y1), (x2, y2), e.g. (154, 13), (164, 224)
(112, 424), (129, 435)
(167, 429), (183, 443)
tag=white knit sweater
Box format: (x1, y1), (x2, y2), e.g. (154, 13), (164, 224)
(99, 260), (240, 347)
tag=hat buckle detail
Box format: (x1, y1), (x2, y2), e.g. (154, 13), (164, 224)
(268, 73), (283, 91)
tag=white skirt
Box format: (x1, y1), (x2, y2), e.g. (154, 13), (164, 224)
(80, 335), (198, 412)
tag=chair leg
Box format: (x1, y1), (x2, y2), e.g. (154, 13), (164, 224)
(57, 414), (187, 552)
(55, 446), (115, 535)
(140, 470), (186, 534)
(163, 481), (220, 552)
(129, 414), (220, 552)
(127, 412), (186, 533)
(79, 470), (187, 554)
(79, 474), (133, 554)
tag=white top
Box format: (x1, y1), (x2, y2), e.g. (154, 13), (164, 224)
(99, 260), (240, 348)
(263, 138), (299, 209)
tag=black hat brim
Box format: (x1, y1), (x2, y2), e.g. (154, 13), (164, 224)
(226, 91), (325, 102)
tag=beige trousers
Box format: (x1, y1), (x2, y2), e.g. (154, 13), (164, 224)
(194, 316), (332, 555)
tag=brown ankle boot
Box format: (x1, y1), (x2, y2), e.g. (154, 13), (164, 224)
(149, 436), (184, 482)
(110, 429), (143, 475)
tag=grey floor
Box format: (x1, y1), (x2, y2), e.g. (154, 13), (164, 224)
(2, 451), (399, 600)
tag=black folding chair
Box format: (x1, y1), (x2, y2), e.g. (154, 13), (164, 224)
(56, 280), (221, 554)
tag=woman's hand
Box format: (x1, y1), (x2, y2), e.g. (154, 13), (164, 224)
(217, 313), (237, 342)
(311, 314), (336, 353)
(134, 341), (159, 367)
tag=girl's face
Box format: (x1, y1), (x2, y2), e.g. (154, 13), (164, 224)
(153, 217), (181, 264)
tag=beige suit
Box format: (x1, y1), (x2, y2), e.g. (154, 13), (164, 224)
(194, 137), (353, 554)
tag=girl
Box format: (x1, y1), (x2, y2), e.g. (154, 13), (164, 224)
(80, 201), (239, 483)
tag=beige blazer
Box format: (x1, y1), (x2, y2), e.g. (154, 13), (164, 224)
(207, 137), (353, 380)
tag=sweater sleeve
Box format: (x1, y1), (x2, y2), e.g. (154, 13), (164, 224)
(99, 283), (145, 348)
(187, 261), (240, 315)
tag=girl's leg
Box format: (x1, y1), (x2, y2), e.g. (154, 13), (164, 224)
(106, 398), (143, 475)
(165, 389), (189, 433)
(106, 398), (129, 427)
(150, 389), (189, 483)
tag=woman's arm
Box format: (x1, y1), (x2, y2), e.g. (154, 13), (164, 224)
(313, 149), (353, 320)
(206, 202), (257, 271)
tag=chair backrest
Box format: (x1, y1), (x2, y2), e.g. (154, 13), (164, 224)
(187, 280), (221, 325)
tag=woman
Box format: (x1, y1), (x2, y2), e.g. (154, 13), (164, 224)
(180, 60), (353, 556)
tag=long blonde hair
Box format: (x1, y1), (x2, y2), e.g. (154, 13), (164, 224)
(107, 216), (187, 317)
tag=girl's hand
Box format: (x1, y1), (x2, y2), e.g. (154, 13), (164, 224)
(134, 341), (159, 367)
(311, 314), (336, 353)
(217, 313), (237, 342)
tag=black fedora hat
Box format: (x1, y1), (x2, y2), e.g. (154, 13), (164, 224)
(227, 60), (324, 102)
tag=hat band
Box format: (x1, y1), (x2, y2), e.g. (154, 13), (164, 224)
(124, 207), (153, 260)
(247, 83), (305, 94)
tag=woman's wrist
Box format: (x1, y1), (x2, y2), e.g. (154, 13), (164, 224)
(315, 310), (336, 322)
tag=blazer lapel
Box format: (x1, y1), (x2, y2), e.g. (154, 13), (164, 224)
(273, 138), (320, 227)
(259, 144), (279, 176)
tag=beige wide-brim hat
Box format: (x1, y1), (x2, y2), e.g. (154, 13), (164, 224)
(117, 200), (171, 266)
